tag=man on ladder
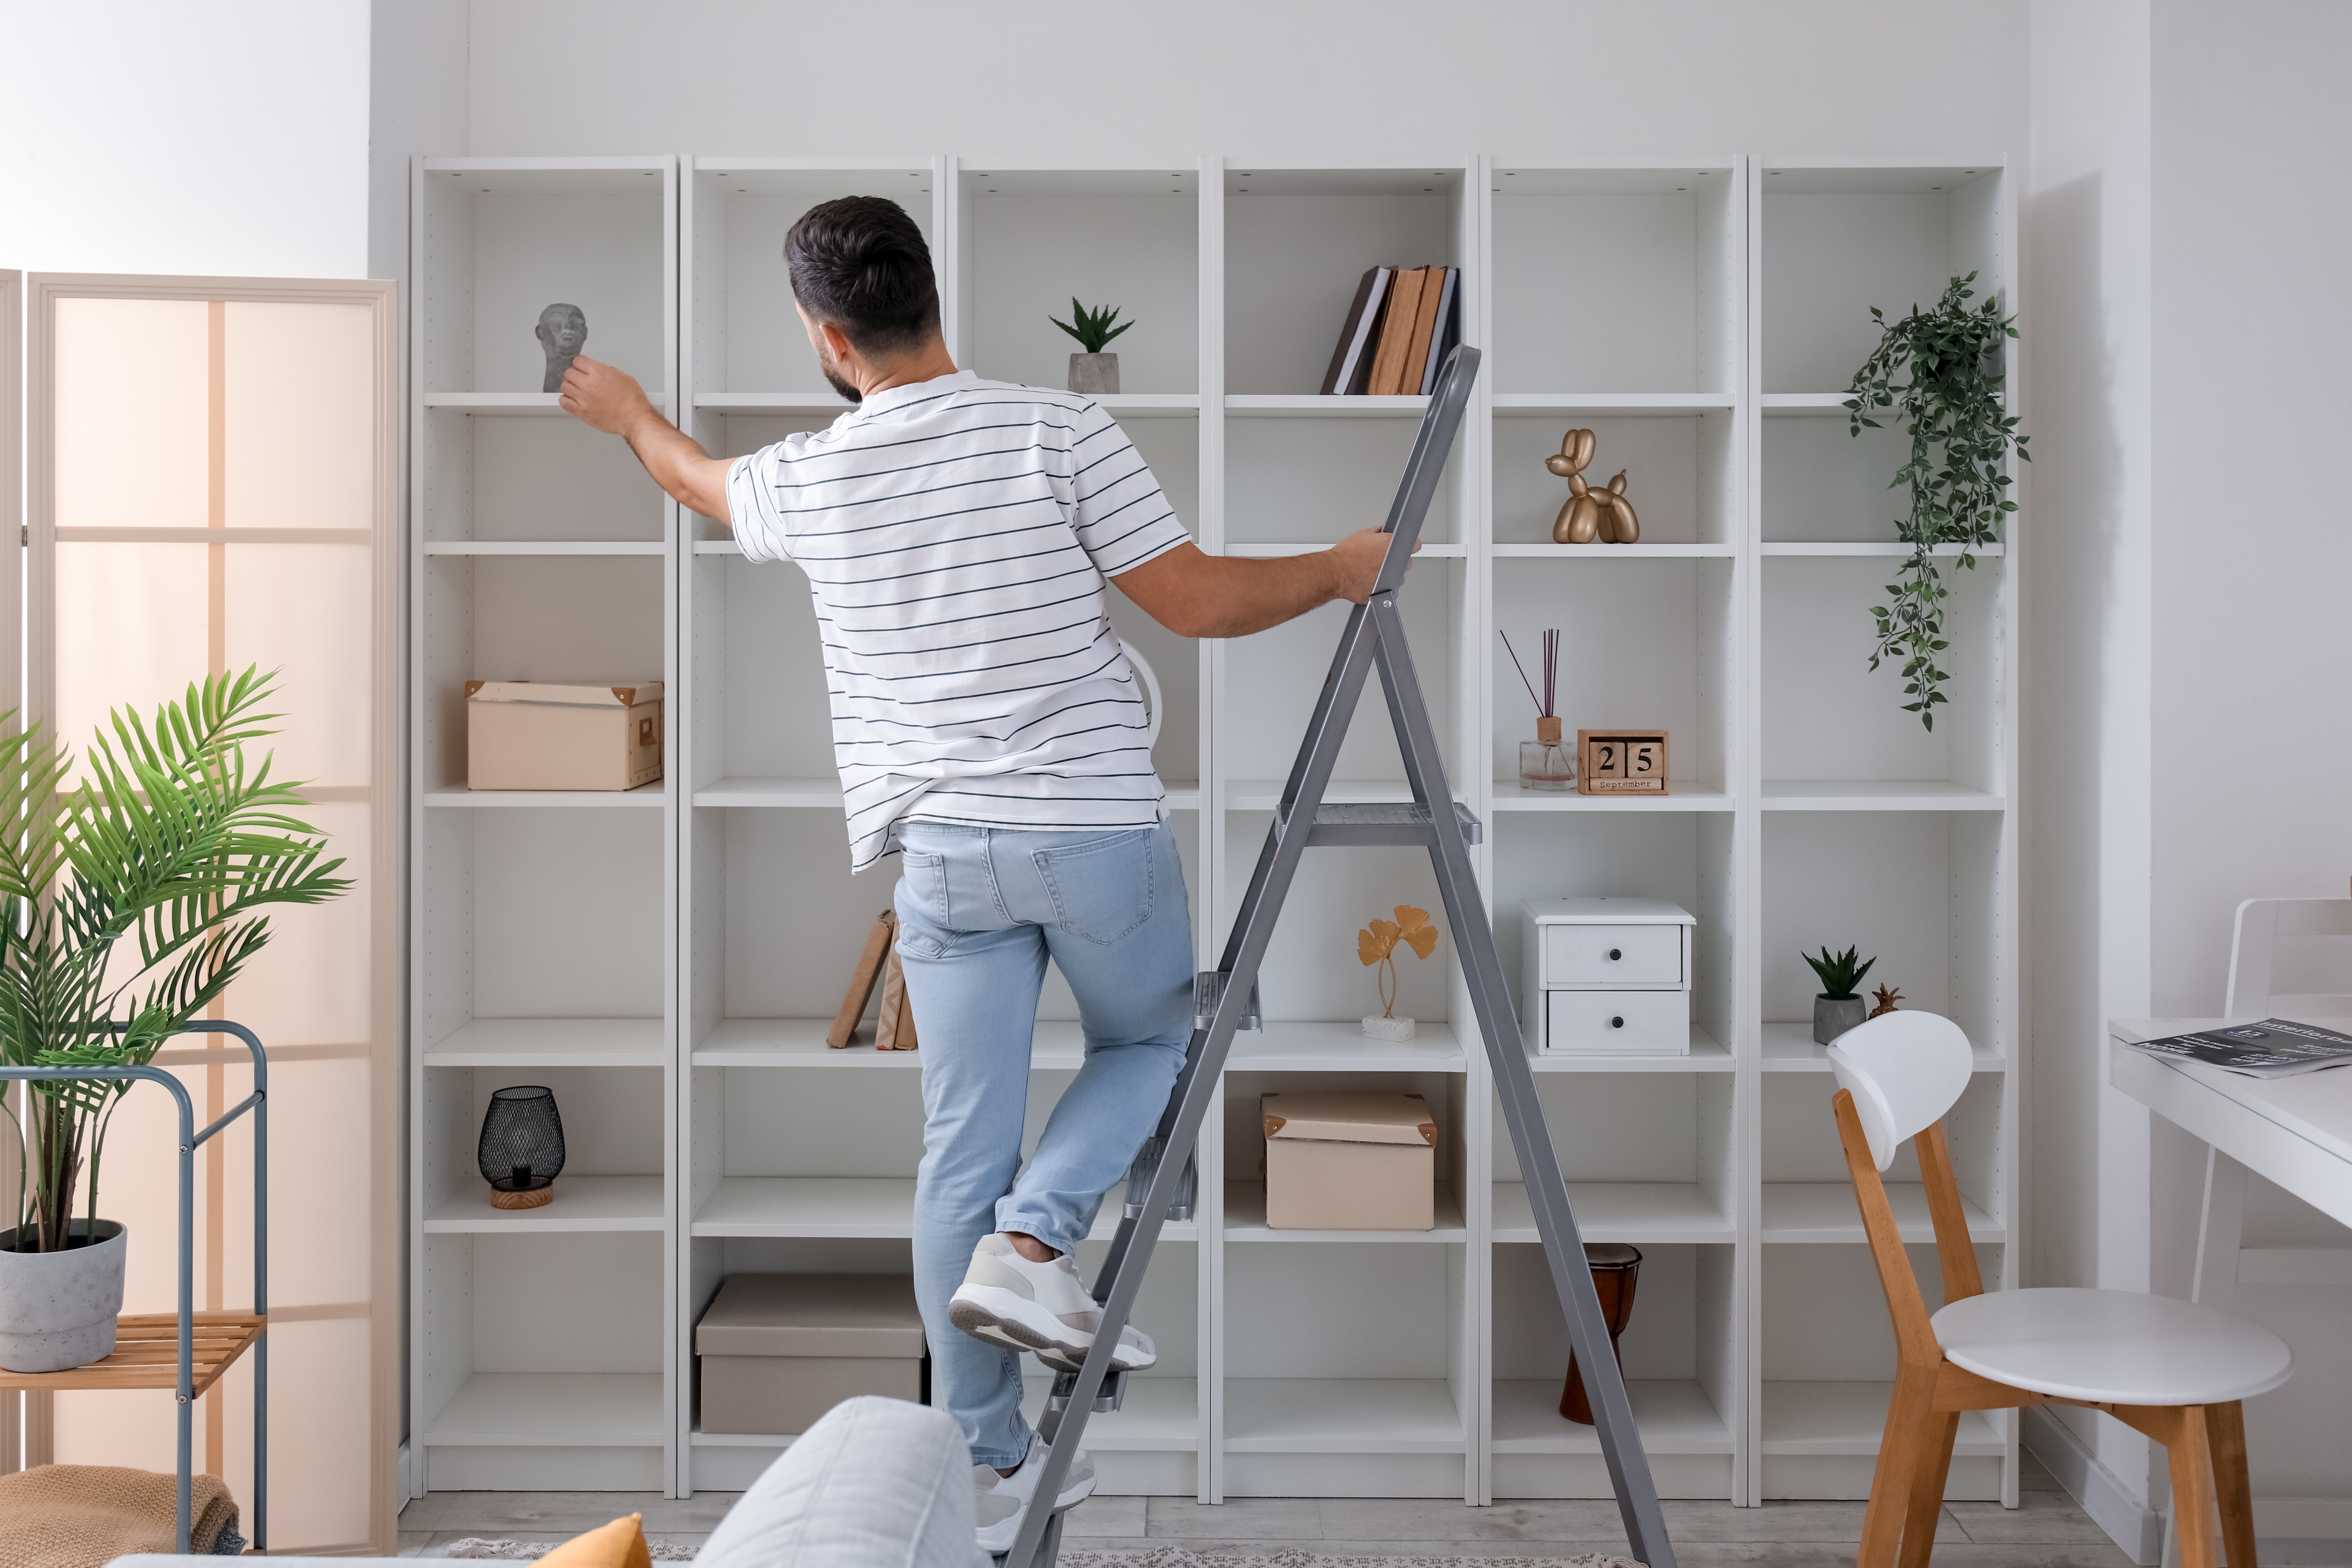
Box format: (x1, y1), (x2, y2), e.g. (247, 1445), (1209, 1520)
(558, 194), (1410, 1556)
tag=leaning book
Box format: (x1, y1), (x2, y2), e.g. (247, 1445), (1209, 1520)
(2128, 1017), (2352, 1078)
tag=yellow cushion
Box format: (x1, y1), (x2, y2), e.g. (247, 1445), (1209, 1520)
(536, 1512), (652, 1568)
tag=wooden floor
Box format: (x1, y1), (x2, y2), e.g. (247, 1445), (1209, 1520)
(397, 1454), (2134, 1563)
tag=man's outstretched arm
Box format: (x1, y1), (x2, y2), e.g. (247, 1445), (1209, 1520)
(1111, 532), (1409, 639)
(559, 356), (734, 521)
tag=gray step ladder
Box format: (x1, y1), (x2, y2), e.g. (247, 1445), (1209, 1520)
(1004, 345), (1678, 1568)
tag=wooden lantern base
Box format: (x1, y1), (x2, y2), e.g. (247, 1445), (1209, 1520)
(489, 1183), (554, 1210)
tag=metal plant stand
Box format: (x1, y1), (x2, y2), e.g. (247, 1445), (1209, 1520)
(0, 1020), (268, 1555)
(1003, 347), (1677, 1568)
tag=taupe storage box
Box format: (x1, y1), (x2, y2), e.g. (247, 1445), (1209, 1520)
(466, 679), (663, 791)
(695, 1274), (928, 1435)
(1261, 1092), (1436, 1231)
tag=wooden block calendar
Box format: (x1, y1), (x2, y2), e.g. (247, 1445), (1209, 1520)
(1578, 729), (1668, 794)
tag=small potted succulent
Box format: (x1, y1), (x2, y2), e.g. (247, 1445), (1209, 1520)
(1052, 299), (1132, 394)
(1803, 946), (1877, 1045)
(1358, 905), (1439, 1041)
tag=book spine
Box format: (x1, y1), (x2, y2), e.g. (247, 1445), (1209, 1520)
(1320, 267), (1386, 396)
(1420, 268), (1462, 395)
(1341, 268), (1395, 395)
(1398, 265), (1448, 397)
(1366, 267), (1429, 396)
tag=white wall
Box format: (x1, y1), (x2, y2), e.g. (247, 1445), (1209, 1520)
(2147, 0), (2352, 1541)
(2024, 1), (2352, 1554)
(2022, 0), (2160, 1546)
(2149, 1), (2352, 1008)
(0, 0), (370, 277)
(449, 0), (2027, 160)
(370, 0), (469, 283)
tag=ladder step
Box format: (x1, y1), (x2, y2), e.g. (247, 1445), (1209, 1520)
(1044, 1366), (1126, 1418)
(1281, 799), (1485, 847)
(1122, 1136), (1197, 1222)
(1194, 971), (1262, 1031)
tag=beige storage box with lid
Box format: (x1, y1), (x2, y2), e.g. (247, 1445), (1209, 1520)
(1260, 1091), (1437, 1231)
(694, 1273), (929, 1436)
(466, 679), (664, 791)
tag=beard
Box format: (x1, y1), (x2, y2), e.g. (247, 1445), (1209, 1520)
(820, 357), (861, 404)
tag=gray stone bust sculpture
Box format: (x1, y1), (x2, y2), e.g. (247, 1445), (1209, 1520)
(537, 303), (588, 392)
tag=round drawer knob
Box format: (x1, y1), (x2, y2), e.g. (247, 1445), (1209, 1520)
(1609, 948), (1622, 960)
(1611, 1015), (1625, 1028)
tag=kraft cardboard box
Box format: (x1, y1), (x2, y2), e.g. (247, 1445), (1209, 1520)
(467, 680), (663, 791)
(1261, 1091), (1436, 1231)
(694, 1273), (928, 1436)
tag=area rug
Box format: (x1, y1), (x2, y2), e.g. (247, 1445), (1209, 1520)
(1060, 1553), (1642, 1568)
(441, 1539), (699, 1561)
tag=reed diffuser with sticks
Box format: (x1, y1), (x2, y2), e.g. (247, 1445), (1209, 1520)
(1502, 629), (1575, 791)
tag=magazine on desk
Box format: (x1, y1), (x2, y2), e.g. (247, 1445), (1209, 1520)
(2129, 1017), (2352, 1078)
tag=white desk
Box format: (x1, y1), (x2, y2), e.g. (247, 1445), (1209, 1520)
(2109, 1019), (2352, 1235)
(2110, 1020), (2352, 1555)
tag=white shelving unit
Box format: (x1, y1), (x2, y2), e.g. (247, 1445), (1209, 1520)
(409, 150), (2019, 1510)
(1749, 156), (2019, 1510)
(409, 155), (682, 1493)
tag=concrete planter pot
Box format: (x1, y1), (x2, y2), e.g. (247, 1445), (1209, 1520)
(1813, 994), (1868, 1045)
(1068, 353), (1121, 394)
(0, 1219), (127, 1372)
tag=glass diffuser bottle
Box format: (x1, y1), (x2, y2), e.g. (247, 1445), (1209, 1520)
(1504, 628), (1575, 791)
(1521, 715), (1575, 791)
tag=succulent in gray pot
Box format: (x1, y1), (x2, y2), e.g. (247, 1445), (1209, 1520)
(1803, 946), (1877, 1046)
(0, 670), (348, 1371)
(1052, 298), (1131, 394)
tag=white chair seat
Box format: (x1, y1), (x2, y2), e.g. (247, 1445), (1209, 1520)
(1932, 1287), (2292, 1406)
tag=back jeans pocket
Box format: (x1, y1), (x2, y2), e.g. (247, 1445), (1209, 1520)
(1031, 829), (1155, 946)
(897, 849), (949, 953)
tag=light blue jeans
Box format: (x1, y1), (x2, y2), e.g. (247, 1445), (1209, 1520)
(896, 819), (1194, 1469)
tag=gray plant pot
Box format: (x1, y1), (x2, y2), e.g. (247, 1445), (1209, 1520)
(1068, 353), (1120, 395)
(0, 1220), (127, 1372)
(1813, 995), (1868, 1046)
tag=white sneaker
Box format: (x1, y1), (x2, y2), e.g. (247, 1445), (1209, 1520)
(973, 1432), (1096, 1553)
(949, 1233), (1160, 1372)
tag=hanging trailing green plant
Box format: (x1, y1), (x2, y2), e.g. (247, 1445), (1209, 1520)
(1843, 272), (2027, 729)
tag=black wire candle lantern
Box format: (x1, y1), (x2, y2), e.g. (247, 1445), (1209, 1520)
(479, 1085), (566, 1210)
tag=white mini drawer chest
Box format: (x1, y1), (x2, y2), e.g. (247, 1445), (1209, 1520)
(1521, 897), (1695, 1055)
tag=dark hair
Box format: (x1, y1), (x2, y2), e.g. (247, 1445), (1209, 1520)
(784, 196), (940, 356)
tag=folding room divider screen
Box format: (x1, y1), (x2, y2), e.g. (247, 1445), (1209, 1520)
(18, 273), (400, 1554)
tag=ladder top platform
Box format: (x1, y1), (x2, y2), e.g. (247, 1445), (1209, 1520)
(1281, 799), (1485, 846)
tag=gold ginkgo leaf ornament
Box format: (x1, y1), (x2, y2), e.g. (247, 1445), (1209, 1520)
(1357, 905), (1439, 1019)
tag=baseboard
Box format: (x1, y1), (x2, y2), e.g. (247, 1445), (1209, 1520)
(2024, 1407), (2352, 1565)
(2256, 1501), (2352, 1566)
(2024, 1406), (2163, 1565)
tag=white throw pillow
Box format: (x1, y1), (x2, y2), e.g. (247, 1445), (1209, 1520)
(694, 1395), (989, 1568)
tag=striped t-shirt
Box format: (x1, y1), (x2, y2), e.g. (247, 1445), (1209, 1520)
(726, 370), (1190, 871)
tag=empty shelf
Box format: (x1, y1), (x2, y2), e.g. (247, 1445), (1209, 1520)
(420, 1373), (665, 1447)
(1761, 1182), (2003, 1242)
(1492, 1181), (1734, 1244)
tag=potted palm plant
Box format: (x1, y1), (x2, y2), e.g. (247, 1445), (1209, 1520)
(0, 670), (347, 1372)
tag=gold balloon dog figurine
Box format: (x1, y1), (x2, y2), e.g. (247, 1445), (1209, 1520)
(1546, 428), (1640, 544)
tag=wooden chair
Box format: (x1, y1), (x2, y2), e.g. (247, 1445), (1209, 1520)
(1827, 1010), (2292, 1568)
